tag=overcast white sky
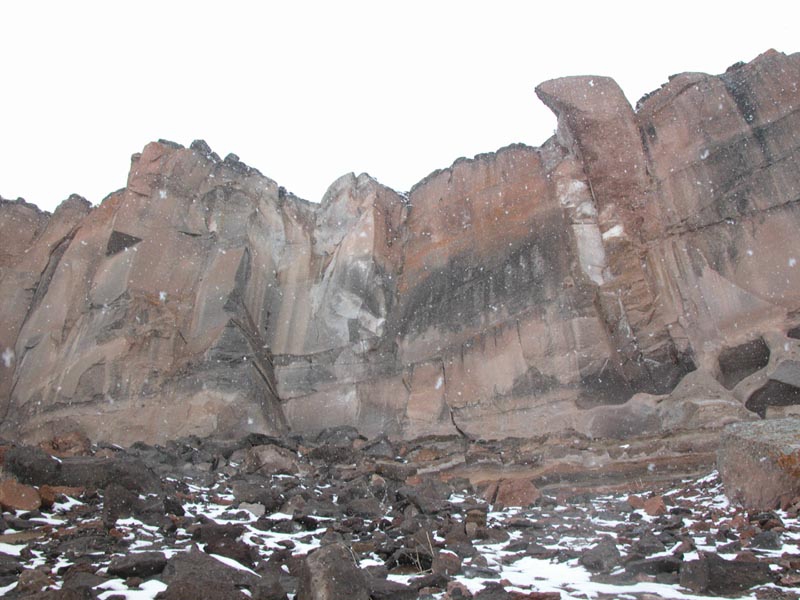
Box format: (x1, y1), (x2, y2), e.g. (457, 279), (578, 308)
(2, 1), (798, 212)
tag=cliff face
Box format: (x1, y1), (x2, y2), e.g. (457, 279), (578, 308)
(2, 50), (799, 445)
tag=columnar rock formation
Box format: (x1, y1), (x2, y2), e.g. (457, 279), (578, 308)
(1, 50), (799, 445)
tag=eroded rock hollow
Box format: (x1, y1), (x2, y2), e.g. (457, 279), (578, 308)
(2, 50), (799, 445)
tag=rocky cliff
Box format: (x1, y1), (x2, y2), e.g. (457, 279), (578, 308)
(2, 50), (799, 445)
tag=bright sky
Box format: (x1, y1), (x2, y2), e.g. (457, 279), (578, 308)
(2, 1), (798, 212)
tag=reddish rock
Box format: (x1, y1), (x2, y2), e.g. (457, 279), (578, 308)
(487, 479), (541, 510)
(433, 550), (462, 576)
(0, 479), (41, 511)
(627, 495), (646, 510)
(644, 496), (667, 517)
(38, 484), (84, 509)
(39, 431), (92, 457)
(445, 581), (473, 599)
(242, 444), (301, 476)
(1, 51), (799, 446)
(16, 567), (53, 594)
(718, 419), (800, 509)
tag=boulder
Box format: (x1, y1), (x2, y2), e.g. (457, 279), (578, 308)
(38, 431), (92, 457)
(107, 552), (167, 578)
(485, 479), (541, 510)
(717, 419), (800, 509)
(366, 576), (417, 600)
(156, 578), (251, 600)
(160, 547), (259, 592)
(101, 483), (167, 527)
(0, 479), (41, 511)
(643, 496), (666, 517)
(38, 484), (84, 509)
(679, 552), (773, 595)
(579, 537), (621, 572)
(4, 445), (161, 492)
(296, 543), (369, 600)
(242, 444), (301, 476)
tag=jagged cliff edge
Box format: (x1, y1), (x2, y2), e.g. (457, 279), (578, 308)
(1, 49), (799, 445)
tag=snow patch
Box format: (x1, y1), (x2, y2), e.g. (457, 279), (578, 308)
(0, 542), (24, 556)
(1, 347), (13, 368)
(602, 224), (624, 240)
(97, 579), (168, 599)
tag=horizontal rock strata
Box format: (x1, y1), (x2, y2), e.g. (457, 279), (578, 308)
(1, 50), (799, 445)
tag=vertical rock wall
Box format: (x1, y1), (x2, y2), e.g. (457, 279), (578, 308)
(1, 50), (798, 444)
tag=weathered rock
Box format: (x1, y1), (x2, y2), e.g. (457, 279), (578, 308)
(156, 578), (251, 600)
(1, 51), (799, 445)
(0, 553), (23, 577)
(485, 479), (542, 510)
(679, 552), (773, 595)
(37, 484), (83, 510)
(433, 549), (462, 576)
(0, 195), (91, 425)
(4, 445), (161, 492)
(628, 530), (666, 558)
(718, 337), (772, 390)
(398, 479), (450, 514)
(643, 496), (667, 517)
(474, 582), (514, 599)
(107, 551), (167, 578)
(204, 536), (258, 567)
(192, 522), (246, 543)
(751, 530), (782, 549)
(254, 572), (289, 600)
(0, 479), (41, 511)
(101, 483), (139, 526)
(296, 543), (369, 600)
(718, 419), (800, 509)
(38, 432), (92, 458)
(240, 502), (266, 517)
(242, 444), (301, 476)
(61, 566), (108, 597)
(16, 567), (53, 593)
(366, 576), (418, 600)
(579, 537), (622, 572)
(161, 547), (259, 589)
(624, 556), (681, 577)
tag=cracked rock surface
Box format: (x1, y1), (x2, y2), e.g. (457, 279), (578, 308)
(2, 50), (799, 444)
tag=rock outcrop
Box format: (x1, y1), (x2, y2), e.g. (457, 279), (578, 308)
(718, 418), (800, 509)
(1, 50), (799, 445)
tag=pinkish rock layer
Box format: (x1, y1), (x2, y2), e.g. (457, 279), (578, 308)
(0, 50), (798, 445)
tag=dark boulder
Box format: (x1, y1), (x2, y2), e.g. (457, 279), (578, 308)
(579, 537), (621, 572)
(107, 551), (167, 578)
(679, 552), (773, 595)
(5, 445), (160, 493)
(296, 543), (369, 600)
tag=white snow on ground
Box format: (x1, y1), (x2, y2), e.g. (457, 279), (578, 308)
(208, 553), (261, 575)
(0, 542), (24, 556)
(96, 579), (168, 599)
(2, 469), (800, 598)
